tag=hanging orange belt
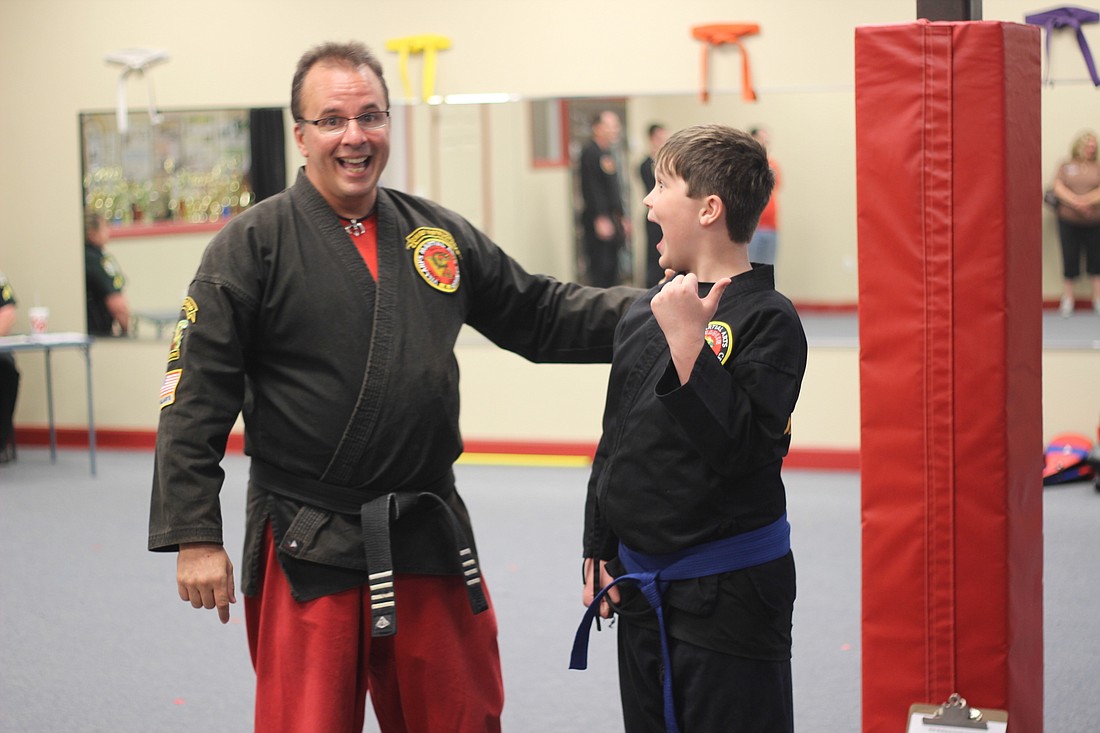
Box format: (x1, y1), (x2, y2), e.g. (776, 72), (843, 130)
(691, 23), (760, 103)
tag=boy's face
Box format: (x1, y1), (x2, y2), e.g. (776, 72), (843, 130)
(643, 168), (706, 274)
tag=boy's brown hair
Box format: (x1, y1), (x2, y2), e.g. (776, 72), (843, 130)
(656, 124), (774, 244)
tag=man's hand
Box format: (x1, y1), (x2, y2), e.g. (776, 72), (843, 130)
(595, 215), (616, 241)
(582, 557), (619, 619)
(177, 542), (236, 624)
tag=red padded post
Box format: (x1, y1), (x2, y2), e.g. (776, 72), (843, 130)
(855, 21), (1043, 733)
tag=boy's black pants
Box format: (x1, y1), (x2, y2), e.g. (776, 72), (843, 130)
(617, 618), (794, 732)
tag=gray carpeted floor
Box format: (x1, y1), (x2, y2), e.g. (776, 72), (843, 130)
(0, 449), (1097, 732)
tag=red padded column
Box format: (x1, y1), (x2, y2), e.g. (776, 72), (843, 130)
(855, 21), (1043, 733)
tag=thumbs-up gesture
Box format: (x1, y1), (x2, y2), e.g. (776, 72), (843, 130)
(651, 273), (731, 385)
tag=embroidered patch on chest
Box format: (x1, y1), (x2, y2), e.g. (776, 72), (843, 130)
(704, 320), (733, 364)
(406, 227), (461, 293)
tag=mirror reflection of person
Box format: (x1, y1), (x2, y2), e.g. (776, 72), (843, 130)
(0, 271), (19, 464)
(1050, 130), (1100, 317)
(639, 123), (669, 287)
(148, 41), (638, 733)
(747, 126), (781, 266)
(580, 110), (630, 287)
(84, 210), (131, 336)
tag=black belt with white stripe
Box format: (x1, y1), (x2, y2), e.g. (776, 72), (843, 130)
(249, 459), (489, 637)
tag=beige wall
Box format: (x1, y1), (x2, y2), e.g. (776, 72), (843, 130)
(11, 335), (1098, 456)
(2, 0), (1098, 448)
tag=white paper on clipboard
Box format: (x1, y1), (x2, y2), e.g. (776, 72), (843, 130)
(907, 711), (1008, 733)
(907, 695), (1009, 733)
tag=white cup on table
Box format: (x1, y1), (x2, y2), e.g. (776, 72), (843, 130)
(28, 306), (49, 334)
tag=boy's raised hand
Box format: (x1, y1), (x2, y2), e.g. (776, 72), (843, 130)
(651, 273), (732, 385)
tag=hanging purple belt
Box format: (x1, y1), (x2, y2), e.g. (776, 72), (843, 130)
(1025, 5), (1100, 85)
(569, 514), (791, 733)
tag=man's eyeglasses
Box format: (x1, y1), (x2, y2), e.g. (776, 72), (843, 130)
(297, 110), (391, 135)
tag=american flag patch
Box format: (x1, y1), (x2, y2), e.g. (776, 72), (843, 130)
(159, 369), (182, 409)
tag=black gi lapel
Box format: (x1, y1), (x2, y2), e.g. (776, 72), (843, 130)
(604, 310), (668, 473)
(319, 189), (399, 484)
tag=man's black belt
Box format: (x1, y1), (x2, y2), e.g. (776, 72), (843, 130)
(249, 459), (489, 637)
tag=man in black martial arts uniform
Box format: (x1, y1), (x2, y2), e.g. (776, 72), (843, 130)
(149, 41), (638, 733)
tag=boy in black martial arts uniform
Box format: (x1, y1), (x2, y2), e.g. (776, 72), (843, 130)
(571, 124), (808, 733)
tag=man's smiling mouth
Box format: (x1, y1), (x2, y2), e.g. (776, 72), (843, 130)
(339, 156), (370, 172)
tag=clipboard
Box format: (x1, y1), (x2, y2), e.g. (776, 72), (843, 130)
(907, 694), (1008, 732)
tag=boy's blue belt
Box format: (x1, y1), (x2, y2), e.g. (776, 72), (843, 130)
(569, 514), (791, 733)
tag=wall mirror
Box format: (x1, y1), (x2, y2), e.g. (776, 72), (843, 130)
(112, 80), (1095, 329)
(384, 87), (859, 299)
(79, 107), (286, 336)
(80, 108), (254, 234)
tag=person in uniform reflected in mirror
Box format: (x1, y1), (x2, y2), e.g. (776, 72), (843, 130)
(639, 123), (669, 287)
(580, 110), (630, 287)
(0, 271), (19, 464)
(84, 210), (131, 336)
(747, 126), (781, 267)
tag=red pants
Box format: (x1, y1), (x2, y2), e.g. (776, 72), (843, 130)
(245, 526), (504, 733)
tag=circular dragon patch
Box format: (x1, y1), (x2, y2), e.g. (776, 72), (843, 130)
(406, 227), (461, 293)
(704, 320), (733, 364)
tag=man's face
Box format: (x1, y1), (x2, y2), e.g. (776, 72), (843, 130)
(594, 112), (622, 148)
(87, 220), (110, 249)
(293, 62), (390, 217)
(650, 127), (668, 153)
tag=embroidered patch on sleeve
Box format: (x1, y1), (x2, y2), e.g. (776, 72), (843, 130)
(167, 297), (198, 363)
(704, 321), (734, 364)
(405, 227), (461, 293)
(181, 296), (198, 323)
(159, 369), (182, 409)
